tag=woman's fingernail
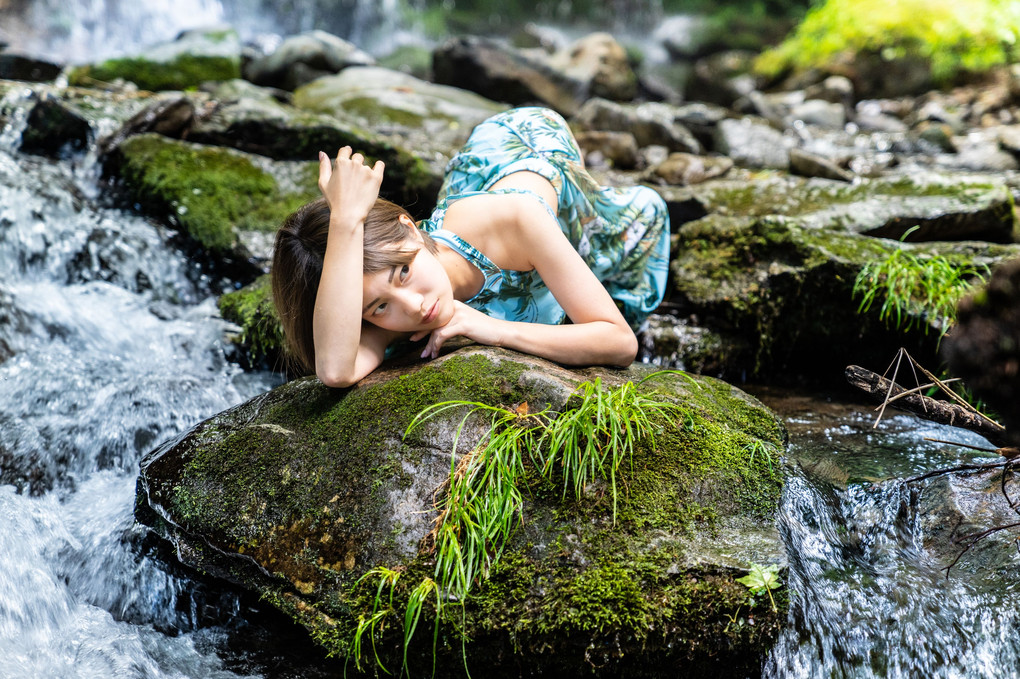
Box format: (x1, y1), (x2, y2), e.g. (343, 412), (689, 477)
(318, 151), (326, 160)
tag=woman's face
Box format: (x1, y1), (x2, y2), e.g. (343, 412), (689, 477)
(361, 236), (454, 334)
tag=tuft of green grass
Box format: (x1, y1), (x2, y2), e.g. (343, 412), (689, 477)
(852, 238), (989, 339)
(350, 372), (694, 674)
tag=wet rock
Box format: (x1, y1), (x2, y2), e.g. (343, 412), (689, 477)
(713, 117), (792, 170)
(918, 468), (1020, 577)
(67, 25), (242, 91)
(0, 52), (62, 82)
(824, 50), (934, 100)
(103, 133), (319, 269)
(654, 171), (1020, 381)
(19, 95), (92, 158)
(788, 148), (854, 182)
(290, 65), (504, 207)
(802, 75), (855, 108)
(136, 346), (788, 676)
(217, 274), (282, 370)
(655, 15), (720, 60)
(642, 152), (733, 186)
(911, 121), (958, 153)
(574, 130), (640, 169)
(546, 32), (636, 102)
(943, 257), (1020, 446)
(853, 103), (910, 134)
(242, 29), (374, 91)
(638, 314), (739, 377)
(688, 50), (761, 108)
(788, 99), (846, 129)
(939, 139), (1019, 173)
(431, 35), (586, 116)
(98, 97), (195, 156)
(671, 101), (731, 150)
(997, 125), (1020, 155)
(573, 98), (701, 154)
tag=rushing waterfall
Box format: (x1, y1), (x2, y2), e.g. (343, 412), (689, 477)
(0, 87), (285, 675)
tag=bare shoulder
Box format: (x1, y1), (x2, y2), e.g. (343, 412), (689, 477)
(442, 190), (558, 271)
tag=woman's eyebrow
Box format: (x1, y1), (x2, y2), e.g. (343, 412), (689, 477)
(362, 266), (397, 313)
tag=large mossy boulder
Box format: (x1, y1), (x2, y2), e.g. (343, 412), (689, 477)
(656, 170), (1020, 382)
(188, 79), (445, 214)
(68, 26), (242, 92)
(136, 347), (788, 677)
(293, 65), (507, 155)
(104, 133), (319, 265)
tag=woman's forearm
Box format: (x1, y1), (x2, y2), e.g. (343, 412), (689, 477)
(313, 218), (368, 386)
(495, 317), (638, 367)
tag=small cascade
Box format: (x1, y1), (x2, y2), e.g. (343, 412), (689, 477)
(759, 395), (1020, 679)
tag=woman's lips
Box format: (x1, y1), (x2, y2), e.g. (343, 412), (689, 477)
(422, 300), (438, 324)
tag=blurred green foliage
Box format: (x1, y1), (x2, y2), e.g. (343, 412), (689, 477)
(756, 0), (1020, 84)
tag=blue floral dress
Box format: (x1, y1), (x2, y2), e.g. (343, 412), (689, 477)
(417, 107), (670, 331)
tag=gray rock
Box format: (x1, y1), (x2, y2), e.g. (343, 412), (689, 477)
(653, 170), (1020, 380)
(802, 75), (855, 106)
(293, 65), (506, 151)
(643, 152), (733, 185)
(713, 117), (792, 170)
(574, 130), (640, 169)
(136, 346), (789, 675)
(789, 99), (847, 129)
(243, 29), (374, 91)
(431, 35), (585, 116)
(20, 95), (92, 158)
(788, 148), (854, 182)
(573, 98), (701, 153)
(546, 32), (637, 102)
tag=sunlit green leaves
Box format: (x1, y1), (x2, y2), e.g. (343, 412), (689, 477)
(736, 562), (782, 612)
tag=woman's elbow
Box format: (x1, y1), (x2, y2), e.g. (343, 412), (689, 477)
(610, 328), (639, 367)
(316, 361), (359, 389)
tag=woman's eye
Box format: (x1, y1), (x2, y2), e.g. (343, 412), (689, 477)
(399, 264), (410, 281)
(373, 303), (387, 316)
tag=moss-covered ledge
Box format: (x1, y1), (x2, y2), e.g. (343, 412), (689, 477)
(105, 134), (319, 262)
(136, 346), (788, 677)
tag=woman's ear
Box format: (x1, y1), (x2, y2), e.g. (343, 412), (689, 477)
(398, 213), (417, 230)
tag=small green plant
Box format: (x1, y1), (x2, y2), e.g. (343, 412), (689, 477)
(852, 236), (989, 339)
(743, 439), (779, 474)
(350, 371), (696, 674)
(736, 562), (782, 612)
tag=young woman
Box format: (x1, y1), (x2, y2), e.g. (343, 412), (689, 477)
(272, 107), (670, 388)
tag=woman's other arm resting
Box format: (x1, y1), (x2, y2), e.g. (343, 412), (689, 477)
(312, 148), (390, 388)
(422, 192), (638, 367)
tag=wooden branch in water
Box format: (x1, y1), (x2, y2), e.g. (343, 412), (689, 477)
(845, 364), (1010, 448)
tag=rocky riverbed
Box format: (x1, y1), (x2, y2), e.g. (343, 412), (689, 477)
(2, 16), (1020, 678)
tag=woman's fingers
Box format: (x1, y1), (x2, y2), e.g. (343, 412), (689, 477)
(317, 151), (332, 193)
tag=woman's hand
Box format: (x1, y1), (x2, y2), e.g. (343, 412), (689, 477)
(410, 301), (504, 359)
(318, 147), (384, 228)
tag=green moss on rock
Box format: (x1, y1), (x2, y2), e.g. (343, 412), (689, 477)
(137, 348), (789, 676)
(112, 134), (318, 253)
(69, 54), (240, 92)
(218, 275), (283, 368)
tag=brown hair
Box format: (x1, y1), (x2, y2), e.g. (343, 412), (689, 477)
(270, 196), (438, 375)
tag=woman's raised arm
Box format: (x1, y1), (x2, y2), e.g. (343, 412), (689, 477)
(312, 148), (394, 387)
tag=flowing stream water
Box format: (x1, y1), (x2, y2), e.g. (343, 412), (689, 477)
(3, 2), (1020, 678)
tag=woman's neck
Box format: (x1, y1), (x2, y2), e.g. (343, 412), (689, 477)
(437, 243), (484, 301)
